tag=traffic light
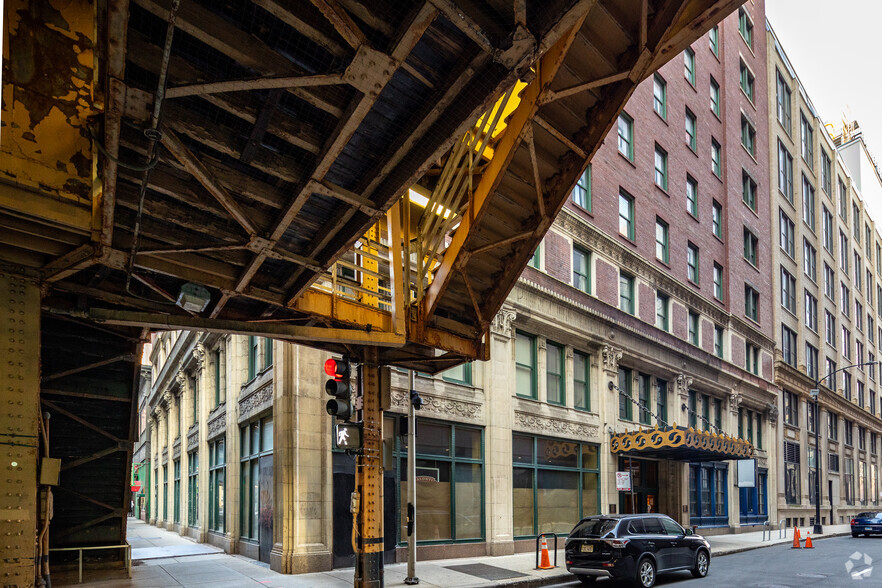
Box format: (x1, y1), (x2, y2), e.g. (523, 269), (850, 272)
(410, 389), (423, 410)
(325, 357), (352, 420)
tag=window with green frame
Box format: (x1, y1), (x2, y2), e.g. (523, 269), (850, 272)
(738, 7), (753, 48)
(713, 262), (723, 300)
(710, 77), (720, 116)
(396, 419), (484, 543)
(617, 113), (633, 160)
(619, 189), (635, 240)
(208, 438), (225, 533)
(515, 331), (537, 399)
(653, 75), (666, 119)
(656, 217), (669, 263)
(654, 144), (668, 190)
(742, 170), (757, 211)
(173, 459), (180, 523)
(744, 228), (758, 267)
(685, 109), (697, 151)
(573, 351), (590, 411)
(573, 245), (591, 293)
(714, 325), (724, 358)
(162, 464), (168, 520)
(190, 375), (198, 425)
(688, 311), (700, 346)
(684, 47), (695, 85)
(528, 245), (541, 269)
(572, 165), (591, 210)
(619, 272), (635, 315)
(618, 367), (633, 421)
(263, 337), (273, 367)
(688, 390), (698, 428)
(687, 242), (699, 283)
(656, 291), (669, 331)
(212, 348), (223, 408)
(709, 25), (719, 55)
(546, 342), (564, 405)
(711, 138), (722, 177)
(656, 379), (668, 426)
(712, 200), (723, 239)
(638, 373), (652, 425)
(512, 434), (599, 537)
(240, 417), (273, 541)
(187, 451), (198, 526)
(739, 61), (754, 103)
(442, 363), (472, 385)
(686, 175), (698, 217)
(248, 336), (259, 380)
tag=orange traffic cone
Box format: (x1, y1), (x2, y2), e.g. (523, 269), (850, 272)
(804, 532), (814, 548)
(538, 536), (554, 569)
(792, 527), (802, 549)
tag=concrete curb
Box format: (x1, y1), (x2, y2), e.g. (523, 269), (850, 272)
(710, 530), (850, 557)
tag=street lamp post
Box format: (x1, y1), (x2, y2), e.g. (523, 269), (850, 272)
(811, 360), (881, 535)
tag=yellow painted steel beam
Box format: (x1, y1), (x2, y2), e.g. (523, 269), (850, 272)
(420, 20), (587, 322)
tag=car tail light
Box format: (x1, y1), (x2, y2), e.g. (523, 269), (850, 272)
(607, 539), (630, 549)
(851, 519), (857, 525)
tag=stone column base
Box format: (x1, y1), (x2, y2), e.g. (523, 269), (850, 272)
(270, 544), (333, 575)
(488, 540), (515, 557)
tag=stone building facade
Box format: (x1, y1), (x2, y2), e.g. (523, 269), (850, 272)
(139, 3), (788, 576)
(767, 22), (882, 527)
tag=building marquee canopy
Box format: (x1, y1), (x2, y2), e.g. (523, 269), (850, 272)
(610, 426), (754, 462)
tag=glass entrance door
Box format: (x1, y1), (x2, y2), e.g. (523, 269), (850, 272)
(618, 458), (658, 514)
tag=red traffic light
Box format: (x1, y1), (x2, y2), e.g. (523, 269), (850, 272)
(325, 358), (350, 378)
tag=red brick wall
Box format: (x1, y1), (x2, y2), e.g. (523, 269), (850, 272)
(672, 302), (687, 340)
(638, 282), (655, 323)
(596, 259), (618, 306)
(544, 230), (571, 284)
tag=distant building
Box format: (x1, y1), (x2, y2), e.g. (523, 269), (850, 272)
(132, 365), (152, 521)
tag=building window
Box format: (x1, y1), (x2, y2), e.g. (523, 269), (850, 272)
(653, 75), (666, 119)
(743, 228), (758, 267)
(712, 201), (723, 239)
(619, 190), (635, 240)
(805, 343), (818, 380)
(573, 246), (591, 294)
(821, 150), (832, 194)
(687, 243), (699, 283)
(689, 462), (729, 527)
(212, 348), (224, 408)
(739, 60), (754, 102)
(854, 202), (862, 241)
(828, 413), (839, 441)
(825, 310), (836, 347)
(618, 368), (633, 421)
(617, 113), (633, 160)
(780, 209), (795, 258)
(844, 458), (855, 505)
(839, 178), (848, 219)
(738, 7), (753, 48)
(656, 292), (669, 332)
(619, 273), (635, 315)
(546, 342), (564, 405)
(781, 267), (796, 314)
(188, 451), (198, 526)
(654, 144), (668, 190)
(822, 206), (834, 252)
(711, 138), (721, 177)
(515, 332), (537, 399)
(713, 263), (724, 301)
(685, 108), (697, 151)
(657, 379), (668, 426)
(742, 170), (757, 211)
(782, 326), (797, 367)
(209, 438), (225, 533)
(655, 218), (669, 263)
(529, 245), (541, 269)
(745, 285), (759, 322)
(688, 311), (700, 346)
(803, 239), (817, 281)
(844, 372), (853, 400)
(684, 47), (695, 85)
(710, 76), (720, 116)
(173, 459), (181, 524)
(824, 263), (835, 301)
(802, 176), (816, 230)
(513, 434), (599, 537)
(745, 343), (759, 375)
(573, 351), (590, 411)
(842, 327), (852, 360)
(741, 115), (756, 155)
(709, 25), (719, 55)
(778, 141), (794, 202)
(783, 390), (799, 426)
(842, 282), (851, 317)
(572, 165), (591, 210)
(776, 69), (792, 131)
(800, 113), (814, 167)
(805, 290), (818, 332)
(240, 417), (273, 541)
(714, 325), (724, 358)
(162, 465), (168, 521)
(686, 175), (699, 217)
(638, 374), (652, 425)
(397, 420), (484, 542)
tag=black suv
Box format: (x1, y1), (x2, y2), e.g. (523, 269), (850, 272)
(565, 514), (710, 587)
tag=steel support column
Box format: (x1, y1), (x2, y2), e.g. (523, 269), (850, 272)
(0, 273), (41, 586)
(355, 347), (383, 587)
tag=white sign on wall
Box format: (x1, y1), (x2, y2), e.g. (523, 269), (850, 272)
(736, 459), (756, 488)
(616, 471), (632, 491)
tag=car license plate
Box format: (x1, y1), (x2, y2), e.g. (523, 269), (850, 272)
(580, 544), (594, 553)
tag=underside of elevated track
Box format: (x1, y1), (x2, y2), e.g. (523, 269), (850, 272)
(1, 0), (742, 584)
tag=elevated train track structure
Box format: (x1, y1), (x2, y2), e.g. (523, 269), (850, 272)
(1, 0), (742, 585)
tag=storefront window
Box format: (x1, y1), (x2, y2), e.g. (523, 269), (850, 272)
(689, 462), (728, 527)
(241, 417), (273, 541)
(397, 420), (483, 543)
(209, 438), (225, 533)
(173, 459), (181, 523)
(188, 452), (198, 525)
(513, 434), (600, 537)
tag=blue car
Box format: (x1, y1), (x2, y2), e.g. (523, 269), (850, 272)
(851, 511), (882, 537)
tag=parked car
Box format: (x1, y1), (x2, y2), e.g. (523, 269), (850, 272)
(564, 513), (710, 587)
(851, 512), (882, 537)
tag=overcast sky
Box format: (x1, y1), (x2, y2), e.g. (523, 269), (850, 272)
(765, 1), (882, 162)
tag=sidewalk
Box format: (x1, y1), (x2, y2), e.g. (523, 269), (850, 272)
(57, 519), (852, 587)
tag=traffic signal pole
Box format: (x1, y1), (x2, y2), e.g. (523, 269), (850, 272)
(355, 347), (384, 587)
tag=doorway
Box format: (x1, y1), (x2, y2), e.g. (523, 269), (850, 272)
(618, 458), (658, 515)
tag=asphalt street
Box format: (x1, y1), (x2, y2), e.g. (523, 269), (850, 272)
(554, 535), (882, 587)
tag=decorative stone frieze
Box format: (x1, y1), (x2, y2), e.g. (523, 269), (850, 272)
(208, 409), (226, 439)
(187, 426), (198, 451)
(390, 390), (481, 422)
(239, 383), (273, 424)
(173, 439), (181, 459)
(491, 307), (516, 338)
(513, 410), (599, 441)
(602, 345), (622, 373)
